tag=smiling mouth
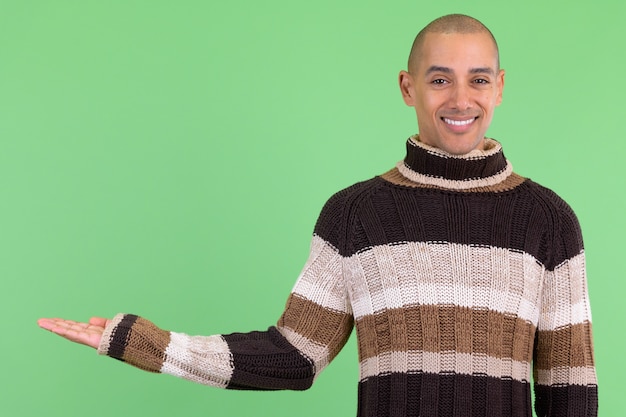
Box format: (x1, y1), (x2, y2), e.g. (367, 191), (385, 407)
(442, 117), (477, 126)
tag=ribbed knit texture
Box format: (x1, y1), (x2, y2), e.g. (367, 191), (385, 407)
(98, 136), (598, 416)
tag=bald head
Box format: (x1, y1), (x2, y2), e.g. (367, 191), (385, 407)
(408, 14), (499, 73)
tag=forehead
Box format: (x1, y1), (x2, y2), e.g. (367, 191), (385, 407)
(417, 32), (499, 74)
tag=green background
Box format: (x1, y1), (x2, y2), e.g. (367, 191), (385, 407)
(1, 1), (622, 416)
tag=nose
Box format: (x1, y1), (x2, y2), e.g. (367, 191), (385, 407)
(450, 84), (471, 110)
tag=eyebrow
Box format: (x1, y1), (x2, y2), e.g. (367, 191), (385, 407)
(469, 67), (496, 76)
(425, 66), (496, 76)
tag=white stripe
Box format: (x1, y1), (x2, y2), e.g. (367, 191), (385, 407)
(537, 299), (592, 331)
(290, 235), (351, 314)
(359, 350), (531, 383)
(161, 332), (233, 388)
(535, 366), (598, 386)
(97, 313), (125, 355)
(345, 242), (544, 323)
(291, 239), (589, 330)
(277, 326), (330, 376)
(396, 160), (513, 190)
(538, 252), (592, 330)
(408, 135), (504, 160)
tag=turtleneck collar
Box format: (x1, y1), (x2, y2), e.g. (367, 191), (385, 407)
(395, 135), (513, 190)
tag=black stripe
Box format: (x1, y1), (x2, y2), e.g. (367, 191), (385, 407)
(357, 372), (532, 417)
(534, 383), (598, 417)
(314, 178), (583, 270)
(107, 314), (139, 360)
(224, 326), (315, 391)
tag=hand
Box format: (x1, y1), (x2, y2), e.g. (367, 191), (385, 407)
(37, 317), (111, 349)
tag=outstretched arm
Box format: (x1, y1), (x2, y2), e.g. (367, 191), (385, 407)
(37, 317), (110, 349)
(36, 190), (355, 390)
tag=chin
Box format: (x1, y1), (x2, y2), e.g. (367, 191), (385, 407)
(441, 135), (485, 155)
(439, 142), (483, 155)
(419, 131), (485, 155)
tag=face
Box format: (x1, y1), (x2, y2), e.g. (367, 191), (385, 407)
(399, 32), (505, 155)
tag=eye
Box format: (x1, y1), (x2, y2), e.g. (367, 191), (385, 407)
(473, 78), (490, 84)
(431, 78), (448, 85)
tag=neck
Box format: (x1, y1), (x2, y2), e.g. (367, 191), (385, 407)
(395, 135), (513, 190)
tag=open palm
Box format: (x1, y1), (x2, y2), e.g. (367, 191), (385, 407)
(37, 317), (110, 349)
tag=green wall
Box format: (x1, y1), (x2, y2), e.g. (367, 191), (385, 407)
(2, 1), (622, 416)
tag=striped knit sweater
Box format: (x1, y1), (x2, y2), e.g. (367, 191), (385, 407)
(98, 136), (598, 417)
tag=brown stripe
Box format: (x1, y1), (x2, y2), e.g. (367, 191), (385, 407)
(380, 167), (526, 193)
(121, 316), (171, 373)
(355, 305), (536, 363)
(534, 322), (595, 369)
(277, 294), (353, 360)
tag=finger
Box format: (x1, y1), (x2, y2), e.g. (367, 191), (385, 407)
(38, 317), (105, 349)
(89, 317), (109, 327)
(37, 318), (70, 331)
(47, 321), (83, 336)
(45, 322), (102, 347)
(38, 318), (93, 337)
(39, 318), (77, 331)
(39, 318), (103, 330)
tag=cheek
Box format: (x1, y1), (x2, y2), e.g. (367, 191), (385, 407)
(418, 96), (442, 117)
(479, 94), (500, 112)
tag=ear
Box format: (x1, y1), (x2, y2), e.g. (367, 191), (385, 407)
(495, 69), (505, 106)
(398, 70), (415, 106)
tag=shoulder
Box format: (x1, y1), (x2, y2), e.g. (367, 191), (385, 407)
(522, 179), (580, 227)
(314, 177), (384, 248)
(321, 177), (384, 209)
(522, 179), (584, 267)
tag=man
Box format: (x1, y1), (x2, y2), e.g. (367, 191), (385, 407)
(38, 14), (598, 417)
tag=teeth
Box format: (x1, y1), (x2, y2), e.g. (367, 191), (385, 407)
(443, 118), (474, 126)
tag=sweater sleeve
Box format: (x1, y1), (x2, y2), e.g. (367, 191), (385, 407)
(533, 198), (598, 416)
(96, 193), (354, 391)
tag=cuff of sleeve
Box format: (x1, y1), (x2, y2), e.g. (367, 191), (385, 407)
(95, 313), (171, 373)
(97, 313), (130, 356)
